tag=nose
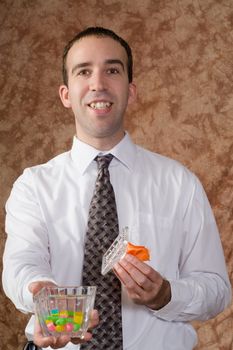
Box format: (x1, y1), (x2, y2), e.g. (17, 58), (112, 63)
(89, 71), (106, 91)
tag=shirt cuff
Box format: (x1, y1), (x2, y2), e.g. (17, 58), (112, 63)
(149, 279), (193, 321)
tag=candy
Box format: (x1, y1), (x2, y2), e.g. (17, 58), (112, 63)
(55, 325), (65, 332)
(46, 315), (58, 322)
(101, 226), (150, 275)
(74, 311), (83, 324)
(56, 318), (66, 326)
(126, 242), (150, 261)
(47, 322), (56, 331)
(46, 315), (53, 320)
(59, 310), (69, 318)
(65, 323), (74, 332)
(44, 310), (84, 334)
(51, 308), (59, 315)
(73, 323), (81, 331)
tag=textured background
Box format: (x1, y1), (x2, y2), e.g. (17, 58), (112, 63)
(0, 0), (233, 349)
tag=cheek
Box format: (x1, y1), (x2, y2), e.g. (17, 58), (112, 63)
(68, 86), (85, 104)
(115, 84), (130, 102)
(69, 82), (88, 101)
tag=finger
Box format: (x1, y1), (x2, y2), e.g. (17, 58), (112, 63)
(34, 316), (70, 348)
(115, 260), (164, 307)
(89, 309), (99, 329)
(34, 329), (70, 348)
(123, 254), (162, 284)
(71, 309), (99, 345)
(29, 281), (56, 296)
(117, 256), (154, 291)
(71, 310), (99, 346)
(50, 335), (72, 349)
(114, 262), (147, 304)
(114, 262), (143, 293)
(71, 331), (93, 345)
(115, 254), (164, 305)
(124, 254), (156, 278)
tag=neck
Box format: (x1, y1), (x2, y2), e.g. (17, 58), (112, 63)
(76, 131), (125, 151)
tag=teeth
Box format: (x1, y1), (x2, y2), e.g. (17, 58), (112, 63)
(89, 102), (111, 109)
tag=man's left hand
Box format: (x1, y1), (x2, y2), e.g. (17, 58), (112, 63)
(114, 253), (171, 310)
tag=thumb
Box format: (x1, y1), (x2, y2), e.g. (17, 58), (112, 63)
(29, 281), (56, 296)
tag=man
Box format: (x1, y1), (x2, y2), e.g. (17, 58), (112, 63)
(2, 27), (231, 350)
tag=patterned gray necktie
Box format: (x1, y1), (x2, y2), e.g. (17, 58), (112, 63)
(82, 154), (123, 349)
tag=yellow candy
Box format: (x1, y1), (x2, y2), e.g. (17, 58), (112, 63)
(59, 310), (69, 318)
(55, 325), (65, 332)
(74, 312), (83, 324)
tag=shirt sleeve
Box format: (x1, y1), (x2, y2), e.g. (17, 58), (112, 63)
(153, 175), (232, 322)
(2, 168), (56, 313)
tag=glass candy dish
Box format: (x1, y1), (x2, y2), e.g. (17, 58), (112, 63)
(34, 286), (96, 338)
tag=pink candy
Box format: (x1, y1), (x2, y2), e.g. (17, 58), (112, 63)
(65, 323), (74, 332)
(47, 322), (56, 331)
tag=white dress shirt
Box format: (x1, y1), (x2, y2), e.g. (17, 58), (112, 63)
(3, 133), (231, 350)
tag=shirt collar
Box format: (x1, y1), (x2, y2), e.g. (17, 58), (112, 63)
(70, 132), (136, 174)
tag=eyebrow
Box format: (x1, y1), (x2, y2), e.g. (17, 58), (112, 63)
(71, 59), (125, 75)
(105, 59), (125, 71)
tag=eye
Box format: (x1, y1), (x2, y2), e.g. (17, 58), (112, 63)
(107, 67), (120, 75)
(77, 69), (91, 76)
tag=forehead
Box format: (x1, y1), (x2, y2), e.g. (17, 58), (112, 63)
(66, 36), (128, 69)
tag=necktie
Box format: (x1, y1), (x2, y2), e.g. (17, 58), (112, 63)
(82, 154), (123, 349)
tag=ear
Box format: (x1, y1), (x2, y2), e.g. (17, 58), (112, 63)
(128, 82), (137, 105)
(59, 85), (72, 108)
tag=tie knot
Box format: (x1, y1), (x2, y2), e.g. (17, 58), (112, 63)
(95, 154), (113, 170)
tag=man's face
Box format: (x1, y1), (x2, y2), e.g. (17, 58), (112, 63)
(59, 36), (136, 148)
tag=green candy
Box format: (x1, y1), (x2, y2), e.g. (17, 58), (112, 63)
(73, 323), (81, 331)
(46, 315), (59, 323)
(46, 315), (53, 321)
(67, 317), (74, 324)
(51, 316), (59, 323)
(56, 318), (66, 326)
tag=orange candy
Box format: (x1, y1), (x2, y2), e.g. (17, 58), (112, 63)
(126, 242), (150, 261)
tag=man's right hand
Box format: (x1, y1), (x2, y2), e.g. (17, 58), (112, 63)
(28, 280), (56, 297)
(28, 281), (99, 349)
(33, 309), (99, 349)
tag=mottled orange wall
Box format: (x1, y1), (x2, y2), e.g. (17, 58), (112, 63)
(0, 0), (233, 349)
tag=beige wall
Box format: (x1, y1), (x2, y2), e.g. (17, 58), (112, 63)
(0, 0), (232, 349)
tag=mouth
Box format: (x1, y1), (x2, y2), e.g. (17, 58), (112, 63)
(88, 101), (113, 110)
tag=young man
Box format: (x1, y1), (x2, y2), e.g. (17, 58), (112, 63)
(3, 27), (231, 350)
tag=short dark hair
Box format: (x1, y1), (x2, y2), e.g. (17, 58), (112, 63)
(62, 26), (133, 85)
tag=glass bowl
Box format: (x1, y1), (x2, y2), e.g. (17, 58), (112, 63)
(34, 286), (96, 338)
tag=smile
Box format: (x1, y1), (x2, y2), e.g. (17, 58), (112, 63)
(88, 101), (112, 110)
